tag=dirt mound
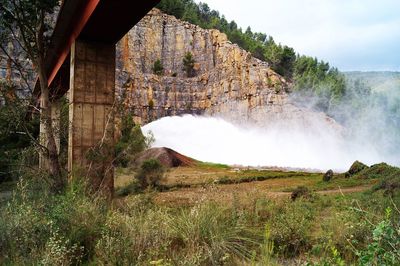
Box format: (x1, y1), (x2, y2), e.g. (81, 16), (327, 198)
(133, 147), (196, 168)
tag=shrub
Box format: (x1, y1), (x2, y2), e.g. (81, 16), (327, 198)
(0, 185), (52, 263)
(183, 52), (195, 77)
(148, 99), (155, 110)
(152, 59), (164, 75)
(116, 180), (141, 196)
(316, 203), (370, 262)
(270, 200), (314, 256)
(115, 114), (153, 167)
(0, 89), (40, 181)
(266, 76), (273, 87)
(41, 229), (84, 265)
(0, 176), (106, 264)
(306, 243), (346, 266)
(291, 186), (311, 201)
(274, 80), (282, 93)
(135, 159), (165, 189)
(375, 176), (400, 196)
(357, 208), (400, 265)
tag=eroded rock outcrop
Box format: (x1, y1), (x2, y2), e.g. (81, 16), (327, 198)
(116, 8), (340, 130)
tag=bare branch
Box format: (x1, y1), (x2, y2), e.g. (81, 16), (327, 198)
(0, 44), (33, 91)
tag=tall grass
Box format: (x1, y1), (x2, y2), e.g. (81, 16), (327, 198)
(0, 174), (259, 265)
(168, 203), (257, 265)
(1, 170), (400, 265)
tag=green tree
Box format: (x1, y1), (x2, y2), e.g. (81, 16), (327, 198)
(0, 82), (39, 181)
(0, 0), (63, 188)
(157, 0), (185, 19)
(152, 59), (164, 75)
(293, 56), (345, 112)
(115, 114), (152, 167)
(245, 26), (253, 37)
(135, 159), (165, 189)
(182, 2), (201, 25)
(198, 2), (211, 25)
(264, 40), (296, 78)
(183, 51), (195, 77)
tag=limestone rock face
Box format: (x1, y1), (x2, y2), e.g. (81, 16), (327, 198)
(116, 8), (339, 130)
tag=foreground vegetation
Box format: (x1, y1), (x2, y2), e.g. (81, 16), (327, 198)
(0, 1), (399, 265)
(1, 162), (400, 265)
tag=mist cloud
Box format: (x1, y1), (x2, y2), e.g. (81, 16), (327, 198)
(142, 71), (399, 172)
(142, 113), (396, 171)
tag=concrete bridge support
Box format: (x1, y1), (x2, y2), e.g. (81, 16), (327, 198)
(36, 0), (159, 196)
(68, 39), (115, 195)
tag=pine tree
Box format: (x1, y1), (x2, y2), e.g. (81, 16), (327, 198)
(183, 52), (195, 77)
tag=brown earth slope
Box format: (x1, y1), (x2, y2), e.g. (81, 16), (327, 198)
(133, 147), (196, 168)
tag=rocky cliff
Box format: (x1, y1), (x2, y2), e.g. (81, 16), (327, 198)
(116, 9), (339, 129)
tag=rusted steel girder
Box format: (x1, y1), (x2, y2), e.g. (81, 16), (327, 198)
(47, 0), (100, 88)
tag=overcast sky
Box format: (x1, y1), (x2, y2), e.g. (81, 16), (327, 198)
(195, 0), (400, 71)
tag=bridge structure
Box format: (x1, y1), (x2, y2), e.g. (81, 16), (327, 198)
(37, 0), (160, 195)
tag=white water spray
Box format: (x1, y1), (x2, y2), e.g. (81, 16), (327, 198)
(143, 114), (397, 171)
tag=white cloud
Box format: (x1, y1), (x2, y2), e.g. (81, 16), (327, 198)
(196, 0), (400, 71)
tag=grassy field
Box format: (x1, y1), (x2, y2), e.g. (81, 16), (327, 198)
(112, 162), (400, 264)
(115, 164), (378, 207)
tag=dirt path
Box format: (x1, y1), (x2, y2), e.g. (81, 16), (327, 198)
(315, 185), (370, 194)
(264, 185), (370, 197)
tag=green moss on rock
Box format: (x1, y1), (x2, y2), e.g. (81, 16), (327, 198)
(323, 169), (334, 182)
(345, 160), (368, 177)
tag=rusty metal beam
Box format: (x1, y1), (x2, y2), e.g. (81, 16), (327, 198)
(47, 0), (100, 87)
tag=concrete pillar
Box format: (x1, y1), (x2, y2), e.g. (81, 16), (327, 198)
(68, 39), (115, 195)
(39, 99), (61, 169)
